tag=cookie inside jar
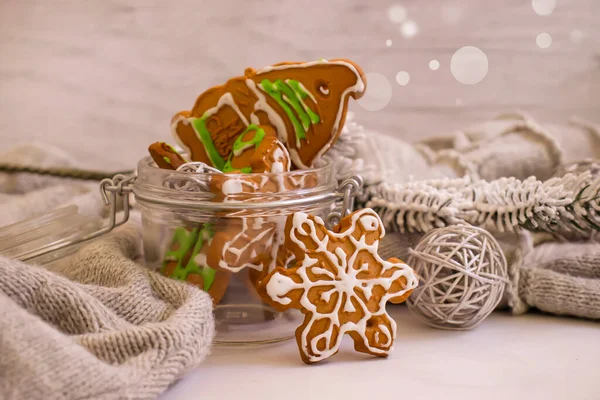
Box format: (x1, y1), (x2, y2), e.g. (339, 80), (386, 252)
(134, 155), (337, 344)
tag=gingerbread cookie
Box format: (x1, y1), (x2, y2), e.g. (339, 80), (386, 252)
(210, 168), (316, 200)
(258, 208), (418, 364)
(221, 124), (290, 173)
(171, 59), (366, 169)
(148, 141), (188, 170)
(209, 143), (319, 201)
(208, 128), (295, 199)
(246, 244), (293, 288)
(207, 216), (286, 275)
(252, 136), (291, 174)
(162, 225), (230, 304)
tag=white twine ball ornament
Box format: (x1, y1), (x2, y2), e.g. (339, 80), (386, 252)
(407, 225), (508, 330)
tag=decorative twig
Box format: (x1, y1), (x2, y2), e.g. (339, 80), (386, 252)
(0, 164), (134, 181)
(364, 172), (600, 238)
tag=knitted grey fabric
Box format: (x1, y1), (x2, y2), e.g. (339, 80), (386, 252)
(519, 268), (600, 319)
(417, 112), (564, 182)
(0, 222), (215, 400)
(510, 239), (600, 319)
(379, 231), (423, 262)
(0, 143), (215, 399)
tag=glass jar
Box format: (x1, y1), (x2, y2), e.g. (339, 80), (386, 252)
(133, 156), (340, 344)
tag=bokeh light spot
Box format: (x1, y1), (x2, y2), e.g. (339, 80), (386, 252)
(388, 5), (408, 24)
(395, 71), (410, 86)
(357, 72), (393, 111)
(400, 20), (419, 38)
(532, 0), (556, 16)
(536, 32), (552, 49)
(429, 60), (440, 71)
(570, 29), (584, 43)
(451, 46), (489, 85)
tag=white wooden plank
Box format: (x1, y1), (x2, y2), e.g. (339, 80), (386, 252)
(0, 0), (598, 168)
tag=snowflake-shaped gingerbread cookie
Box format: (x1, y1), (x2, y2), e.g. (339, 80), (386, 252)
(259, 208), (418, 364)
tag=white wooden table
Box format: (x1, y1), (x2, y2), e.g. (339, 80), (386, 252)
(161, 306), (600, 400)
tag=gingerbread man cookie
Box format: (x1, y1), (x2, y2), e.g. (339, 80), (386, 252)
(148, 142), (188, 170)
(162, 225), (231, 304)
(258, 208), (418, 364)
(171, 59), (366, 169)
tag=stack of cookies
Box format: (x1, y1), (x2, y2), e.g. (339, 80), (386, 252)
(148, 59), (366, 305)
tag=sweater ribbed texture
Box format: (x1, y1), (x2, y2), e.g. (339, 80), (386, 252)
(0, 223), (215, 400)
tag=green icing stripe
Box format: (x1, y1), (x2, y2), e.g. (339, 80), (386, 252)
(287, 80), (320, 125)
(276, 81), (312, 131)
(260, 79), (306, 141)
(223, 162), (252, 173)
(232, 124), (266, 155)
(189, 80), (319, 170)
(165, 143), (179, 153)
(162, 227), (198, 281)
(186, 224), (216, 290)
(163, 156), (171, 165)
(260, 79), (320, 143)
(190, 117), (226, 170)
(199, 225), (217, 289)
(162, 224), (218, 291)
(163, 227), (197, 266)
(223, 124), (266, 173)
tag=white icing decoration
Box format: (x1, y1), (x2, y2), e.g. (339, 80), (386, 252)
(233, 141), (256, 157)
(202, 92), (249, 125)
(194, 253), (208, 266)
(359, 215), (379, 231)
(201, 229), (213, 241)
(251, 217), (265, 230)
(170, 113), (193, 155)
(319, 86), (330, 96)
(288, 149), (304, 170)
(266, 274), (296, 305)
(320, 288), (335, 302)
(221, 179), (244, 195)
(271, 161), (284, 173)
(270, 147), (289, 174)
(216, 215), (287, 274)
(264, 208), (418, 363)
(269, 143), (292, 192)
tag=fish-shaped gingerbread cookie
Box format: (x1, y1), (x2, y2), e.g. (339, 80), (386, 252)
(171, 59), (366, 169)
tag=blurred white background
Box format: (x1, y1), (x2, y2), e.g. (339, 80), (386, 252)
(0, 0), (598, 169)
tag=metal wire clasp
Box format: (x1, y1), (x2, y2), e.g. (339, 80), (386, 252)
(326, 175), (364, 228)
(99, 174), (136, 230)
(19, 174), (136, 262)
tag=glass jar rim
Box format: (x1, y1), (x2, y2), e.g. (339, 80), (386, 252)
(133, 156), (338, 211)
(136, 155), (335, 179)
